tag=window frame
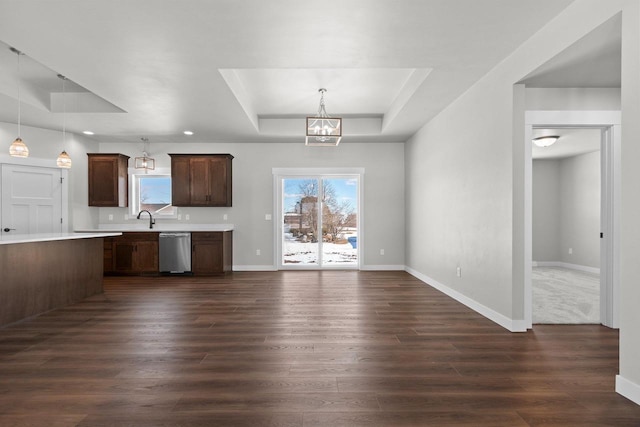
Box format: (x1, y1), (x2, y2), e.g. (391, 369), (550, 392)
(129, 167), (177, 219)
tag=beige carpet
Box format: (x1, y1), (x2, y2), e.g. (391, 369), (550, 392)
(532, 266), (600, 324)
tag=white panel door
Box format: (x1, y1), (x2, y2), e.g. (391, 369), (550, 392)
(1, 164), (63, 235)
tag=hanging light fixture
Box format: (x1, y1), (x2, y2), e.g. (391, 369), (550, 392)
(56, 74), (72, 168)
(135, 137), (155, 171)
(9, 47), (29, 157)
(306, 88), (342, 146)
(533, 135), (559, 147)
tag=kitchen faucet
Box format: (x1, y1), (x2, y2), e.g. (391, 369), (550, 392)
(136, 210), (155, 229)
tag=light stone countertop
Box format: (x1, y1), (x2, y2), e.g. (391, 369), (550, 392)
(75, 224), (235, 232)
(0, 232), (122, 245)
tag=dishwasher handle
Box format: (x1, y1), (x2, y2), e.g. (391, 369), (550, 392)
(159, 232), (191, 238)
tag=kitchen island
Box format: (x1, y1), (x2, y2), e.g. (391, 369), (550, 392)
(0, 232), (121, 327)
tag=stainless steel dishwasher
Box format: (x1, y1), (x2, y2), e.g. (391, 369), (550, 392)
(159, 232), (192, 274)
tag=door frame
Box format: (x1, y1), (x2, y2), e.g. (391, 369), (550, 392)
(273, 167), (364, 270)
(524, 110), (621, 329)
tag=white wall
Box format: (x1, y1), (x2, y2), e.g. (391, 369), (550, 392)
(560, 151), (600, 267)
(618, 0), (640, 403)
(0, 121), (98, 229)
(532, 159), (562, 262)
(405, 0), (640, 400)
(95, 141), (405, 270)
(526, 88), (621, 110)
(533, 152), (601, 269)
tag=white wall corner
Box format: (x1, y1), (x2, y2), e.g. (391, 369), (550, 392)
(616, 375), (640, 406)
(405, 267), (527, 333)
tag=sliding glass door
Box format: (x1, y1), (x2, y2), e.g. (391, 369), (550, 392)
(279, 174), (359, 269)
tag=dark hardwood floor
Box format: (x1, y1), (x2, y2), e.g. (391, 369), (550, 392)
(0, 271), (638, 426)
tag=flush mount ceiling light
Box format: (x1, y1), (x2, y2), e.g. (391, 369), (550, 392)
(56, 75), (72, 169)
(135, 137), (155, 171)
(533, 135), (559, 147)
(8, 47), (29, 158)
(82, 131), (94, 135)
(306, 88), (342, 146)
(183, 130), (194, 136)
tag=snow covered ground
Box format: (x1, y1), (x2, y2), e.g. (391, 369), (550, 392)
(283, 240), (357, 264)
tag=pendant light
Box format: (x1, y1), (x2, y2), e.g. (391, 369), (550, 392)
(306, 88), (342, 146)
(135, 137), (155, 171)
(9, 47), (29, 157)
(56, 74), (72, 168)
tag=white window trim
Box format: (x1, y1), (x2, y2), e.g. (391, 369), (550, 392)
(129, 167), (177, 219)
(272, 167), (364, 270)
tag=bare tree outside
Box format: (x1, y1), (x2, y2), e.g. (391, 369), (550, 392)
(296, 179), (354, 243)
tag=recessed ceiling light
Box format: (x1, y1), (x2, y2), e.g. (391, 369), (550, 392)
(83, 131), (95, 135)
(183, 131), (194, 136)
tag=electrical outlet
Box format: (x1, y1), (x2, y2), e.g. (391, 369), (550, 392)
(178, 214), (182, 220)
(256, 249), (261, 256)
(380, 249), (385, 255)
(108, 214), (113, 221)
(568, 248), (573, 255)
(456, 267), (461, 278)
(185, 214), (190, 221)
(265, 214), (272, 221)
(223, 214), (228, 220)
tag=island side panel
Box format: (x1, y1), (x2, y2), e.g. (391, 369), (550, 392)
(0, 238), (103, 326)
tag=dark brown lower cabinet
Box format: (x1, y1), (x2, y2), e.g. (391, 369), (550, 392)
(191, 231), (233, 275)
(104, 233), (159, 275)
(104, 231), (232, 276)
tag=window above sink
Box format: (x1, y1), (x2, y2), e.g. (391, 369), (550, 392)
(130, 168), (177, 219)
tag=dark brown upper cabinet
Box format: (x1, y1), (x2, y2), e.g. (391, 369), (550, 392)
(169, 154), (233, 207)
(87, 153), (130, 207)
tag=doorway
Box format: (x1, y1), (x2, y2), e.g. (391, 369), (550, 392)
(274, 168), (362, 270)
(524, 111), (621, 329)
(531, 128), (601, 324)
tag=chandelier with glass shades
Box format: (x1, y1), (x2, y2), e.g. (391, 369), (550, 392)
(306, 88), (342, 146)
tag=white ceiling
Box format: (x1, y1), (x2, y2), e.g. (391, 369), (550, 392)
(0, 0), (608, 144)
(520, 13), (622, 88)
(532, 128), (601, 160)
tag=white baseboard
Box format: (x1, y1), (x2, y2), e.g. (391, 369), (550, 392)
(616, 375), (640, 406)
(233, 265), (405, 272)
(534, 261), (600, 275)
(360, 264), (405, 271)
(233, 265), (278, 271)
(405, 266), (527, 333)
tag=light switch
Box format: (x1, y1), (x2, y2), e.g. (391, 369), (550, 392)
(265, 214), (272, 221)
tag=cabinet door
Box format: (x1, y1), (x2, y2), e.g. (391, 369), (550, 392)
(171, 156), (190, 206)
(208, 157), (231, 206)
(88, 154), (129, 207)
(189, 157), (211, 206)
(134, 241), (159, 273)
(113, 241), (135, 273)
(192, 232), (223, 275)
(192, 240), (223, 275)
